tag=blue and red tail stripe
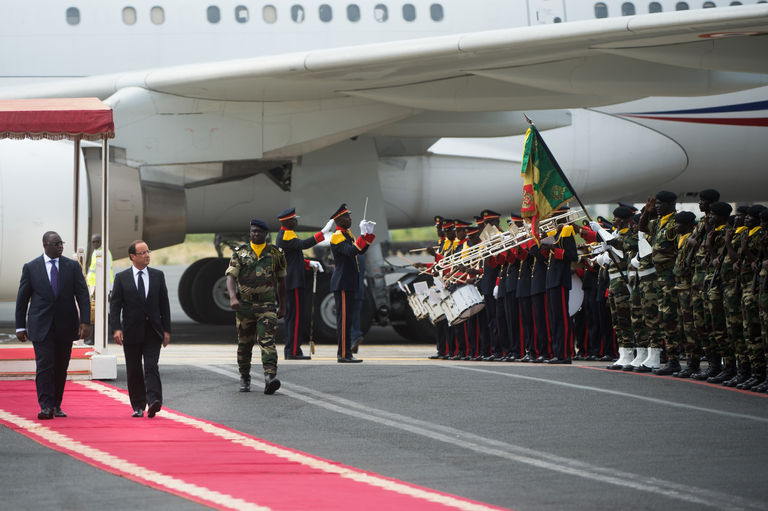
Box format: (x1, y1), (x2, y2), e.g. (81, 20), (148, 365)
(621, 99), (768, 126)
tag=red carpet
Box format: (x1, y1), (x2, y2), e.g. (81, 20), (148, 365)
(0, 380), (509, 511)
(0, 346), (92, 360)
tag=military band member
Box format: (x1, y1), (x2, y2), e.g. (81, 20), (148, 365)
(427, 216), (449, 359)
(226, 219), (287, 394)
(516, 237), (537, 362)
(329, 204), (375, 363)
(530, 228), (551, 362)
(503, 214), (526, 361)
(543, 211), (578, 363)
(275, 207), (333, 360)
(479, 210), (502, 359)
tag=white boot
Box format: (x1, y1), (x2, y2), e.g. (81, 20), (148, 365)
(626, 347), (647, 370)
(640, 347), (661, 370)
(609, 347), (633, 369)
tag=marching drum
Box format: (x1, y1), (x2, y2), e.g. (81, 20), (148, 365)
(407, 293), (429, 320)
(445, 284), (485, 325)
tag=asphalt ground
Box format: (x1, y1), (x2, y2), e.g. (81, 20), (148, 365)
(2, 266), (768, 511)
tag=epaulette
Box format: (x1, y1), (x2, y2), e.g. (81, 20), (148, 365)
(735, 226), (748, 234)
(560, 225), (574, 238)
(331, 231), (346, 245)
(282, 230), (297, 241)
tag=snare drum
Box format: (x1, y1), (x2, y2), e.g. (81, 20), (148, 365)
(452, 284), (485, 322)
(407, 293), (429, 320)
(439, 293), (463, 325)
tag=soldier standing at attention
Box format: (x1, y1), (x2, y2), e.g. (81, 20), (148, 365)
(722, 206), (750, 386)
(638, 191), (678, 373)
(329, 204), (375, 363)
(275, 208), (334, 360)
(668, 211), (700, 378)
(752, 209), (768, 393)
(602, 206), (635, 370)
(226, 219), (287, 394)
(543, 212), (578, 364)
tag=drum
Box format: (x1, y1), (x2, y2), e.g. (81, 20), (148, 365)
(407, 293), (429, 320)
(569, 274), (584, 316)
(439, 292), (463, 325)
(423, 294), (446, 323)
(449, 284), (485, 324)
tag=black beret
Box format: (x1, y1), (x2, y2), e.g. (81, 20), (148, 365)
(250, 219), (269, 231)
(698, 189), (720, 202)
(747, 205), (767, 218)
(709, 202), (732, 217)
(655, 190), (677, 203)
(613, 206), (634, 219)
(617, 201), (638, 212)
(675, 211), (696, 225)
(761, 209), (768, 221)
(736, 205), (750, 214)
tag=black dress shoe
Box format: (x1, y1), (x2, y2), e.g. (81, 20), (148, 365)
(653, 360), (681, 376)
(545, 357), (572, 364)
(600, 355), (615, 362)
(38, 408), (54, 420)
(351, 337), (363, 354)
(519, 354), (532, 363)
(532, 356), (546, 363)
(285, 354), (311, 360)
(428, 354), (442, 360)
(264, 374), (281, 395)
(634, 364), (653, 373)
(585, 355), (598, 361)
(337, 356), (363, 363)
(54, 407), (67, 418)
(132, 409), (144, 418)
(239, 377), (251, 392)
(147, 400), (162, 418)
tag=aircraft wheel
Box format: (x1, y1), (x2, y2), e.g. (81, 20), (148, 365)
(311, 271), (375, 344)
(191, 258), (235, 325)
(392, 308), (435, 342)
(178, 258), (216, 323)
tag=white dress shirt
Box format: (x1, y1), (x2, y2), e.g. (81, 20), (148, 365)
(132, 265), (149, 298)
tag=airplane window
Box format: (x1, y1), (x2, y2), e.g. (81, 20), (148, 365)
(622, 2), (636, 14)
(347, 4), (361, 22)
(263, 5), (277, 23)
(374, 4), (388, 22)
(207, 5), (220, 23)
(648, 1), (663, 11)
(729, 1), (742, 4)
(430, 4), (444, 21)
(66, 7), (80, 25)
(403, 4), (416, 21)
(319, 4), (332, 22)
(122, 7), (137, 25)
(151, 6), (165, 24)
(235, 5), (249, 23)
(703, 1), (716, 6)
(291, 5), (305, 23)
(594, 2), (608, 18)
(675, 1), (689, 9)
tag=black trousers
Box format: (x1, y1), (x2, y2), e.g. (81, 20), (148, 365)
(478, 295), (496, 356)
(547, 286), (573, 360)
(495, 295), (510, 355)
(518, 296), (534, 357)
(334, 290), (354, 358)
(532, 292), (551, 359)
(33, 327), (73, 409)
(434, 319), (449, 356)
(583, 289), (602, 357)
(505, 292), (523, 358)
(122, 321), (162, 411)
(284, 287), (308, 357)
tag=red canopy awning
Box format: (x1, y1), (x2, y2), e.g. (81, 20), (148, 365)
(0, 98), (114, 141)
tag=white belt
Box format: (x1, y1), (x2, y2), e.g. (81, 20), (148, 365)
(609, 271), (627, 281)
(637, 267), (657, 278)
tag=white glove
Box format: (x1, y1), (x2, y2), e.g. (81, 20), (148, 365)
(493, 285), (499, 299)
(360, 220), (376, 235)
(589, 221), (601, 232)
(308, 260), (324, 272)
(321, 219), (336, 236)
(638, 233), (653, 258)
(592, 243), (607, 255)
(631, 255), (640, 269)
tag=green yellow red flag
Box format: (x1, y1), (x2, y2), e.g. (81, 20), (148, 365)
(520, 125), (575, 242)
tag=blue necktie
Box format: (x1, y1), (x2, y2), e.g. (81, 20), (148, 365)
(137, 270), (146, 302)
(50, 260), (59, 297)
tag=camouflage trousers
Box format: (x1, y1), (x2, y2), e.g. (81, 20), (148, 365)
(630, 275), (649, 347)
(657, 271), (681, 357)
(608, 278), (632, 348)
(760, 270), (768, 350)
(723, 276), (746, 368)
(706, 285), (732, 365)
(675, 286), (700, 364)
(691, 283), (713, 357)
(741, 285), (765, 371)
(236, 304), (278, 378)
(638, 274), (661, 348)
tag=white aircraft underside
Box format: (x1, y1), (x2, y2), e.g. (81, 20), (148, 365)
(1, 1), (767, 333)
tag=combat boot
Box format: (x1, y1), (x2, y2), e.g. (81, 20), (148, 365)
(239, 376), (251, 392)
(692, 358), (721, 381)
(654, 359), (681, 376)
(737, 370), (765, 391)
(723, 366), (750, 387)
(264, 374), (281, 395)
(707, 364), (736, 384)
(673, 360), (699, 378)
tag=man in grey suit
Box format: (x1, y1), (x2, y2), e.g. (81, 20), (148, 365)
(110, 240), (171, 418)
(15, 231), (91, 420)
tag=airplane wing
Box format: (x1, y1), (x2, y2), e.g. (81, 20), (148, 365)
(2, 5), (766, 164)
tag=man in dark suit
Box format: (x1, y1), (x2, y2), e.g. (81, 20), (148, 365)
(110, 240), (171, 418)
(15, 231), (91, 420)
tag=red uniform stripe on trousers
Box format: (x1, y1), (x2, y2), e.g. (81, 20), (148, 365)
(293, 288), (300, 356)
(560, 287), (569, 360)
(341, 290), (347, 358)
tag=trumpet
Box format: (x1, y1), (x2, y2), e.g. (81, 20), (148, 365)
(538, 210), (587, 235)
(435, 225), (531, 271)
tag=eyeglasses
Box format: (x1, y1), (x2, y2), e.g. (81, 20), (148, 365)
(135, 250), (151, 256)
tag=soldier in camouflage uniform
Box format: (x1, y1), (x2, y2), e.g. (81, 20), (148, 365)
(226, 219), (287, 394)
(637, 191), (679, 374)
(702, 202), (735, 383)
(668, 211), (699, 377)
(736, 205), (766, 391)
(721, 206), (749, 387)
(687, 189), (720, 381)
(753, 209), (768, 393)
